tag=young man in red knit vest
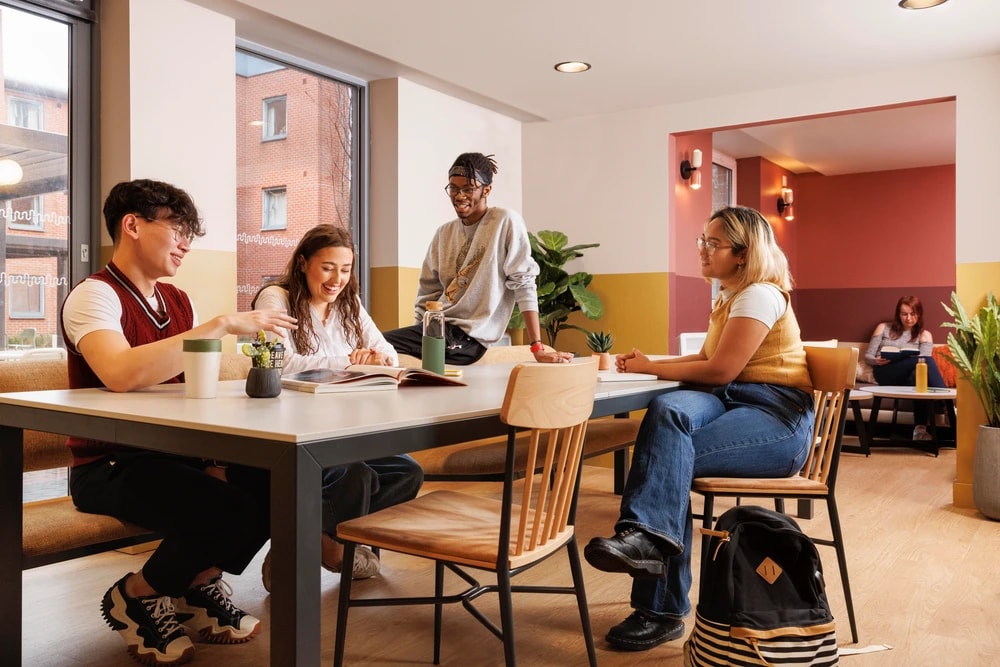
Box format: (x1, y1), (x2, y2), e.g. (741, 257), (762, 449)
(60, 179), (296, 665)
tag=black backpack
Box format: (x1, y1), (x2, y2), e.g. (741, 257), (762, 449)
(684, 505), (839, 667)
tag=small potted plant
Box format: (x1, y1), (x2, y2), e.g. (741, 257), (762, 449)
(942, 291), (1000, 519)
(241, 331), (285, 398)
(586, 330), (615, 370)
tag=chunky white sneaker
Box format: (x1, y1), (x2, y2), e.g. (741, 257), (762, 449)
(174, 576), (260, 644)
(261, 544), (380, 592)
(101, 573), (195, 666)
(913, 425), (933, 441)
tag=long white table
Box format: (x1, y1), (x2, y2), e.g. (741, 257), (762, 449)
(0, 362), (677, 666)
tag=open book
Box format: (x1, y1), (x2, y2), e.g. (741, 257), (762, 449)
(281, 365), (467, 394)
(879, 345), (920, 361)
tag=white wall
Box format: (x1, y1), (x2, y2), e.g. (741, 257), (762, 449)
(370, 78), (522, 269)
(524, 55), (1000, 274)
(125, 0), (236, 252)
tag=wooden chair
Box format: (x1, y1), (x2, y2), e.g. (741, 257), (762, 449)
(691, 345), (860, 644)
(334, 359), (600, 667)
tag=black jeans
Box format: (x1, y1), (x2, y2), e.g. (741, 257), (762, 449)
(70, 450), (270, 597)
(873, 355), (946, 426)
(322, 455), (424, 537)
(383, 323), (487, 365)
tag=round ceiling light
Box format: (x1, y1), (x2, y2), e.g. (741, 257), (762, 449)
(898, 0), (949, 9)
(554, 61), (591, 73)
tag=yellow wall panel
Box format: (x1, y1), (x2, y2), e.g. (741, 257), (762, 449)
(370, 266), (421, 331)
(952, 262), (1000, 508)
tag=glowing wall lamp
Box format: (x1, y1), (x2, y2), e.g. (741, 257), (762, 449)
(679, 149), (702, 189)
(0, 159), (24, 186)
(777, 175), (794, 221)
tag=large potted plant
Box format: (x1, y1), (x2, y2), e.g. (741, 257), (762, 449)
(508, 230), (604, 347)
(942, 291), (1000, 519)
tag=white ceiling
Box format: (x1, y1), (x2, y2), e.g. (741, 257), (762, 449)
(205, 0), (1000, 175)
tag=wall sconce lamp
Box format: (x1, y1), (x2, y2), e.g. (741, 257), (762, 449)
(777, 175), (794, 221)
(0, 159), (24, 186)
(680, 149), (702, 189)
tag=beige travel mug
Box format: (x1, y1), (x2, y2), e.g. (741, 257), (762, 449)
(182, 339), (222, 398)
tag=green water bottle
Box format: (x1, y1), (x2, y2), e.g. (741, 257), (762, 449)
(421, 301), (446, 375)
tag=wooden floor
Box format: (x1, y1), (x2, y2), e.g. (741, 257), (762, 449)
(21, 438), (1000, 666)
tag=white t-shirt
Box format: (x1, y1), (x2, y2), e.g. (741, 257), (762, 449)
(717, 283), (787, 329)
(62, 278), (199, 347)
(254, 285), (397, 375)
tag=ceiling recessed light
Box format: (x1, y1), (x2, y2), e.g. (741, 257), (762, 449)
(554, 61), (591, 73)
(898, 0), (949, 9)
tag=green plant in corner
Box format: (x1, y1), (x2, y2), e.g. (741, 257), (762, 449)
(942, 291), (1000, 427)
(508, 230), (604, 347)
(586, 330), (614, 354)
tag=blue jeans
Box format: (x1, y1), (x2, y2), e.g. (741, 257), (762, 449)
(616, 382), (815, 619)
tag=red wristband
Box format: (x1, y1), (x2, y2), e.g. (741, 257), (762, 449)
(529, 340), (544, 353)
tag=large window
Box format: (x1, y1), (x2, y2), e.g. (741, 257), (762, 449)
(1, 1), (95, 357)
(235, 47), (364, 311)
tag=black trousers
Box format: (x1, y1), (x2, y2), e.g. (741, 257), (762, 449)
(321, 455), (424, 537)
(70, 451), (270, 597)
(383, 323), (487, 365)
(873, 355), (946, 426)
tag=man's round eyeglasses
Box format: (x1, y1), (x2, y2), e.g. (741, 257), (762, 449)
(696, 236), (733, 254)
(135, 215), (195, 244)
(444, 184), (483, 197)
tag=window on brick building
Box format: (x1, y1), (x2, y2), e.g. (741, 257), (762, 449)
(262, 187), (287, 231)
(262, 95), (287, 140)
(5, 195), (43, 231)
(8, 96), (43, 130)
(236, 48), (364, 312)
(8, 276), (44, 319)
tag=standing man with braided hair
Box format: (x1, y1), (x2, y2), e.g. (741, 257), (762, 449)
(384, 152), (572, 365)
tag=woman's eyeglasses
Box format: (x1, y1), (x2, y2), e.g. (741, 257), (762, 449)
(696, 236), (733, 254)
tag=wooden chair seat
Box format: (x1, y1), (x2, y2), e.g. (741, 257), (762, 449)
(411, 417), (639, 480)
(692, 476), (829, 495)
(337, 489), (566, 571)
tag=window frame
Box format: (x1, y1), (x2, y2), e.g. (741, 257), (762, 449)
(262, 94), (288, 141)
(7, 95), (44, 130)
(261, 186), (288, 231)
(7, 274), (45, 319)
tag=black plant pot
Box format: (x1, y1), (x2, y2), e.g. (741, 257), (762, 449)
(245, 367), (282, 398)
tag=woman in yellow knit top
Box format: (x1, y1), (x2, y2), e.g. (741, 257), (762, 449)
(584, 206), (816, 652)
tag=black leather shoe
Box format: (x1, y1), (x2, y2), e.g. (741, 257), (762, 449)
(584, 528), (678, 577)
(606, 611), (685, 651)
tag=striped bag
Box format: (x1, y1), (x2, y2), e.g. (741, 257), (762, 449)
(684, 505), (839, 666)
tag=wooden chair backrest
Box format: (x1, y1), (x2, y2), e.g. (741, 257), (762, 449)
(800, 346), (858, 485)
(499, 358), (598, 557)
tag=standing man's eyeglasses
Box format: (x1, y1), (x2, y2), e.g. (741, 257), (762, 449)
(444, 185), (483, 197)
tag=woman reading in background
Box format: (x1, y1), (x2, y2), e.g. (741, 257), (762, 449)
(865, 295), (946, 441)
(583, 206), (816, 652)
(252, 225), (423, 587)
